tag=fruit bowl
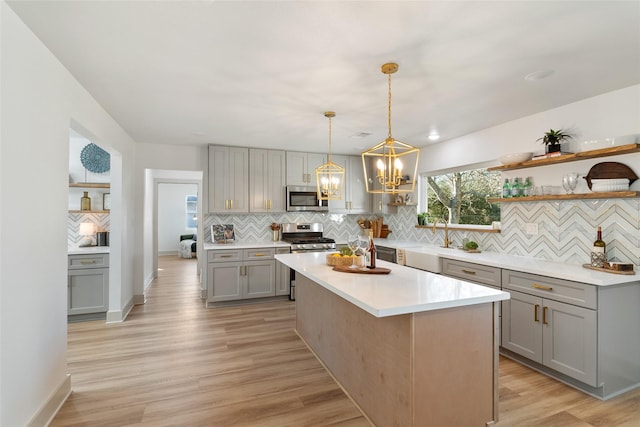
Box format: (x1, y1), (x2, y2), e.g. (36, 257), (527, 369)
(498, 152), (533, 165)
(326, 253), (361, 267)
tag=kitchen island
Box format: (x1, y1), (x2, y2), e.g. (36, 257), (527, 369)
(275, 252), (510, 427)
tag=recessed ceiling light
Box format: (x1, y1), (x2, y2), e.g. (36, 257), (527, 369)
(351, 132), (372, 138)
(427, 132), (440, 141)
(191, 131), (206, 136)
(525, 70), (555, 81)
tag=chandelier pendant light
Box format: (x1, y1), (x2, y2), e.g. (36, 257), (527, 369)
(316, 111), (345, 200)
(362, 63), (420, 194)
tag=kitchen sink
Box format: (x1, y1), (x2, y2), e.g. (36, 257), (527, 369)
(403, 246), (442, 273)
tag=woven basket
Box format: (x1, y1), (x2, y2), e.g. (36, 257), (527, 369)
(326, 253), (361, 267)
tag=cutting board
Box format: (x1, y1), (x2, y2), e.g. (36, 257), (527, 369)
(333, 265), (391, 274)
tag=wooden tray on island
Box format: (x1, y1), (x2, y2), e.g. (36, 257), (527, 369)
(333, 265), (391, 274)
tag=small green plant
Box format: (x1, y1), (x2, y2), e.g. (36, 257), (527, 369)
(339, 246), (353, 256)
(417, 212), (428, 226)
(537, 129), (573, 145)
(464, 241), (479, 250)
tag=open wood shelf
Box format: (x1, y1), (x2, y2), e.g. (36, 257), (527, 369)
(69, 183), (110, 189)
(488, 143), (640, 172)
(488, 191), (640, 203)
(68, 210), (110, 214)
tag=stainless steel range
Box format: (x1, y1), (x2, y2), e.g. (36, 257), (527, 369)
(281, 222), (336, 300)
(281, 223), (336, 253)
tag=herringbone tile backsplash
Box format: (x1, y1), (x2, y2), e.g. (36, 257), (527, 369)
(204, 199), (640, 266)
(68, 213), (110, 246)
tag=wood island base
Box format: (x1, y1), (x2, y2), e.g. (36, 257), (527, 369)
(295, 274), (500, 426)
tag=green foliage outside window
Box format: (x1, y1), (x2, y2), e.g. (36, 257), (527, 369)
(423, 168), (501, 225)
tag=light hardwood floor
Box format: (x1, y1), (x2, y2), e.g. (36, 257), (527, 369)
(52, 256), (640, 426)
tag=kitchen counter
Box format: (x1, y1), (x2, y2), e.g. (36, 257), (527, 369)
(277, 251), (505, 426)
(275, 252), (508, 317)
(204, 241), (291, 250)
(379, 239), (639, 286)
(68, 246), (110, 255)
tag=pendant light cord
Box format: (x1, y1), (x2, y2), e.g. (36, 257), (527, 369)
(387, 72), (393, 140)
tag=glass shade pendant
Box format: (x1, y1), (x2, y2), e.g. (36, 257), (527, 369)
(315, 111), (345, 200)
(362, 63), (420, 194)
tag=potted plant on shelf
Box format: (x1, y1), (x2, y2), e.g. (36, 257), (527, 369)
(537, 128), (573, 154)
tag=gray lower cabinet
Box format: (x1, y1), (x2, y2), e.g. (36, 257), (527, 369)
(67, 253), (109, 320)
(207, 248), (276, 303)
(442, 258), (502, 318)
(502, 288), (597, 386)
(275, 247), (291, 296)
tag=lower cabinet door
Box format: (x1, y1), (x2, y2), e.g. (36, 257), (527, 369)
(502, 290), (543, 363)
(208, 262), (242, 302)
(68, 268), (109, 315)
(543, 299), (597, 386)
(245, 260), (275, 298)
(275, 248), (291, 296)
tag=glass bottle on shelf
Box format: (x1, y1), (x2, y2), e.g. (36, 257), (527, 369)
(523, 177), (532, 197)
(512, 178), (522, 197)
(502, 179), (511, 198)
(80, 191), (91, 211)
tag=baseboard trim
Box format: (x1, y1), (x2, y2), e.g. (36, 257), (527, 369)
(26, 374), (71, 427)
(106, 296), (136, 323)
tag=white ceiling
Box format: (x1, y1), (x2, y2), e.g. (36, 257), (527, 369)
(8, 1), (640, 155)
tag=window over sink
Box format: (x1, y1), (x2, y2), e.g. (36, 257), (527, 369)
(419, 167), (501, 226)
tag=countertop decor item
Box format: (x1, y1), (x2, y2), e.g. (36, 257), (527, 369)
(332, 265), (391, 274)
(80, 143), (110, 173)
(537, 128), (573, 154)
(583, 161), (638, 189)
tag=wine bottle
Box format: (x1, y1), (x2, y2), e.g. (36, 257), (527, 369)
(591, 226), (606, 268)
(367, 231), (376, 269)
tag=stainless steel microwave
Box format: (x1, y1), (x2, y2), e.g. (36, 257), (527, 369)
(286, 186), (328, 212)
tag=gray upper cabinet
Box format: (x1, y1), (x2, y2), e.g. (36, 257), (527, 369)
(329, 155), (371, 214)
(208, 145), (249, 213)
(249, 149), (286, 212)
(286, 151), (325, 186)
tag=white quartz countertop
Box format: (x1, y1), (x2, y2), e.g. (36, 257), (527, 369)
(275, 252), (509, 318)
(68, 246), (110, 255)
(436, 249), (638, 287)
(204, 241), (291, 250)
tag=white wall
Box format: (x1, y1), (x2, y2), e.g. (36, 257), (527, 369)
(158, 183), (198, 254)
(419, 84), (640, 175)
(1, 3), (137, 425)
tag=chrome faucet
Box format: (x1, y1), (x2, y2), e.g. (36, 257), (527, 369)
(431, 217), (453, 248)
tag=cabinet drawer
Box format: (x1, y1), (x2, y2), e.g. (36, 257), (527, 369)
(502, 270), (596, 309)
(244, 248), (275, 260)
(208, 250), (243, 263)
(68, 253), (109, 269)
(442, 258), (501, 287)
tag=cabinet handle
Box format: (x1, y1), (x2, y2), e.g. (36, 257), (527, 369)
(378, 201), (382, 211)
(542, 306), (549, 325)
(534, 304), (540, 322)
(253, 253), (265, 257)
(225, 200), (229, 209)
(219, 255), (233, 258)
(80, 260), (97, 264)
(230, 199), (234, 209)
(532, 283), (553, 291)
(461, 269), (477, 275)
(268, 200), (272, 209)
